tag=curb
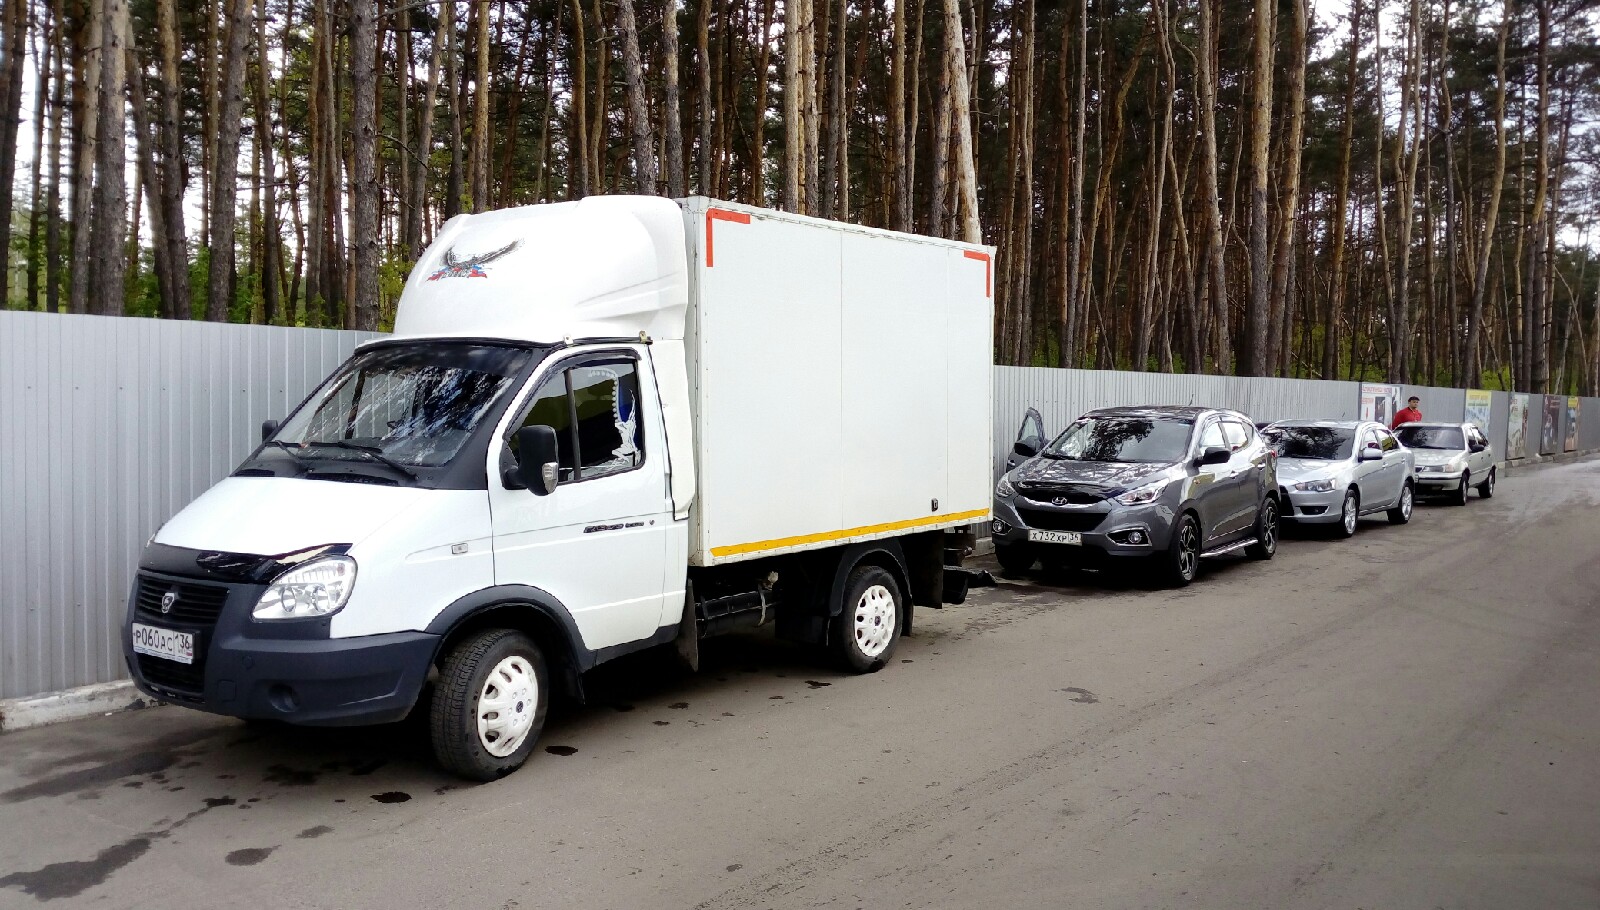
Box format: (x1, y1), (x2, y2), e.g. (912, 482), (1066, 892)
(0, 681), (163, 734)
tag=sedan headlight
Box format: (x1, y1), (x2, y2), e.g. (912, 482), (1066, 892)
(1293, 478), (1336, 492)
(996, 476), (1016, 499)
(253, 556), (357, 620)
(1114, 480), (1166, 506)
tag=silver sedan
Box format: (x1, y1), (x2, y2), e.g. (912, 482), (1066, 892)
(1261, 420), (1416, 537)
(1394, 421), (1498, 505)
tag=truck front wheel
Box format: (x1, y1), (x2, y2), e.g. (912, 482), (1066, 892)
(830, 565), (902, 673)
(430, 629), (548, 781)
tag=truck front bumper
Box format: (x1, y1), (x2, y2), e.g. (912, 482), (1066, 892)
(124, 563), (437, 726)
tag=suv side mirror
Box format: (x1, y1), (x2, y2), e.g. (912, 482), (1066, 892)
(514, 426), (561, 495)
(1013, 437), (1042, 459)
(1359, 444), (1383, 461)
(1197, 446), (1230, 467)
(261, 419), (280, 443)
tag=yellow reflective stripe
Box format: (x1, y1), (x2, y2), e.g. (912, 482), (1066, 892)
(709, 509), (991, 559)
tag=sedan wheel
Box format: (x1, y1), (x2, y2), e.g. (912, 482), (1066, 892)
(1452, 471), (1471, 506)
(1477, 468), (1496, 499)
(1387, 483), (1414, 525)
(1337, 490), (1359, 538)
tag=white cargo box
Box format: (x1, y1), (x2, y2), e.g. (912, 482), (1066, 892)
(680, 198), (994, 566)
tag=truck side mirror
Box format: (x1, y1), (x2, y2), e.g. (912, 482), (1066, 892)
(514, 426), (561, 496)
(261, 419), (280, 443)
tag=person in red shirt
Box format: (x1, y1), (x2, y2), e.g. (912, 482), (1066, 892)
(1392, 396), (1423, 428)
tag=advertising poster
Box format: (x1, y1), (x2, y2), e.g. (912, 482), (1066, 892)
(1507, 394), (1528, 459)
(1566, 397), (1579, 452)
(1465, 389), (1492, 433)
(1360, 383), (1401, 426)
(1540, 395), (1562, 455)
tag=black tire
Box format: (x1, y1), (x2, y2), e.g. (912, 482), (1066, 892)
(1162, 513), (1201, 587)
(430, 629), (548, 782)
(1335, 489), (1359, 538)
(829, 565), (903, 673)
(994, 541), (1036, 577)
(1451, 471), (1471, 506)
(1387, 482), (1414, 524)
(1476, 467), (1496, 499)
(1245, 497), (1279, 560)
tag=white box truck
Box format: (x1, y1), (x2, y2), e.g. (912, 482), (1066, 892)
(123, 196), (994, 779)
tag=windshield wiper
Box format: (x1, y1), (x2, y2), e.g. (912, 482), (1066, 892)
(256, 439), (312, 474)
(303, 440), (420, 482)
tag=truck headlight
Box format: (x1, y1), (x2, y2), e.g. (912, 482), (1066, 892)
(1293, 479), (1336, 492)
(253, 556), (357, 620)
(1114, 480), (1166, 505)
(996, 476), (1016, 499)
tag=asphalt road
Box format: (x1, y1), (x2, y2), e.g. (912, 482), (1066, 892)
(2, 457), (1598, 910)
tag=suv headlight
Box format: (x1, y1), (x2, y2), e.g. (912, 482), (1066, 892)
(253, 556), (357, 620)
(1114, 480), (1166, 505)
(1293, 479), (1336, 492)
(996, 476), (1016, 499)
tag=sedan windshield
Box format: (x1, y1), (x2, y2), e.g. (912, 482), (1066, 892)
(1262, 426), (1354, 461)
(261, 343), (533, 472)
(1045, 416), (1192, 464)
(1395, 426), (1464, 450)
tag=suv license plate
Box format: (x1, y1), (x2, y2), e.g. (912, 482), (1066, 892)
(1027, 530), (1082, 546)
(131, 623), (195, 665)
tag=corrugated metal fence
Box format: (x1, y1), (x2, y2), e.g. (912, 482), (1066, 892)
(1, 312), (1596, 700)
(0, 312), (377, 700)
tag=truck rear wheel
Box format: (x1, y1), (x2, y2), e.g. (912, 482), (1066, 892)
(430, 629), (548, 782)
(830, 565), (902, 673)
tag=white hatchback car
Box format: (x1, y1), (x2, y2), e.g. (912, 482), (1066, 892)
(1394, 421), (1497, 505)
(1262, 420), (1415, 537)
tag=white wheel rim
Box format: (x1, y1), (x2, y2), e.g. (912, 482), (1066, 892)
(1401, 486), (1413, 518)
(477, 655), (538, 757)
(1343, 495), (1357, 533)
(854, 584), (896, 659)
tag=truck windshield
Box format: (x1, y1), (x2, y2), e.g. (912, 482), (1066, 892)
(1262, 426), (1354, 461)
(1044, 416), (1193, 464)
(258, 343), (533, 475)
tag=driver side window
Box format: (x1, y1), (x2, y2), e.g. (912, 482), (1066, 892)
(505, 356), (645, 487)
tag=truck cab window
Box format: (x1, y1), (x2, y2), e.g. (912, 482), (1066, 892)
(508, 358), (644, 485)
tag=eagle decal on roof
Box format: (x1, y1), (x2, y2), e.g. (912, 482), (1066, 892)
(426, 240), (521, 280)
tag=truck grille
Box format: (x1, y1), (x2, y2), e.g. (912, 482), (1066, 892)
(1017, 507), (1105, 533)
(131, 573), (231, 699)
(133, 575), (230, 625)
(135, 653), (205, 699)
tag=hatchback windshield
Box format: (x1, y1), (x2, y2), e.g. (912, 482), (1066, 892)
(261, 343), (534, 472)
(1045, 416), (1193, 464)
(1262, 426), (1354, 461)
(1395, 426), (1464, 450)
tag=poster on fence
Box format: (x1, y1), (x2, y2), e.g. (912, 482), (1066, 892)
(1566, 397), (1580, 452)
(1507, 394), (1529, 459)
(1360, 383), (1401, 427)
(1540, 396), (1562, 455)
(1465, 389), (1492, 433)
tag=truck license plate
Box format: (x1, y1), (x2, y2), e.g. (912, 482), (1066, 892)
(1027, 530), (1082, 546)
(131, 623), (195, 665)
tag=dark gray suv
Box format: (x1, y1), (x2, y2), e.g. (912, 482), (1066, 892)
(991, 406), (1280, 586)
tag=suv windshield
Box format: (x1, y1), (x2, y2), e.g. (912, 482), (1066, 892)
(1045, 416), (1193, 464)
(247, 343), (534, 480)
(1395, 426), (1464, 450)
(1262, 426), (1354, 461)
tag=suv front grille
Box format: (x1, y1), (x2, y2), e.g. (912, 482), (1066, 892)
(1017, 507), (1105, 533)
(133, 575), (230, 625)
(1018, 485), (1104, 505)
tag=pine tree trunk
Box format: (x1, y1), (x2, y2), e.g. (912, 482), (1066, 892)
(351, 0), (379, 329)
(782, 0), (802, 210)
(1324, 0), (1359, 379)
(749, 0), (773, 205)
(1463, 0), (1509, 384)
(470, 0), (491, 210)
(67, 8), (99, 315)
(1268, 0), (1306, 377)
(889, 0), (908, 231)
(663, 0), (685, 197)
(1242, 0), (1274, 375)
(206, 0), (252, 321)
(696, 0), (713, 193)
(1195, 0), (1229, 371)
(91, 0), (128, 316)
(0, 0), (29, 305)
(567, 0), (588, 198)
(128, 57), (174, 317)
(255, 0), (279, 323)
(45, 1), (64, 312)
(156, 0), (190, 318)
(410, 4), (447, 256)
(942, 0), (979, 243)
(25, 0), (50, 310)
(617, 0), (657, 192)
